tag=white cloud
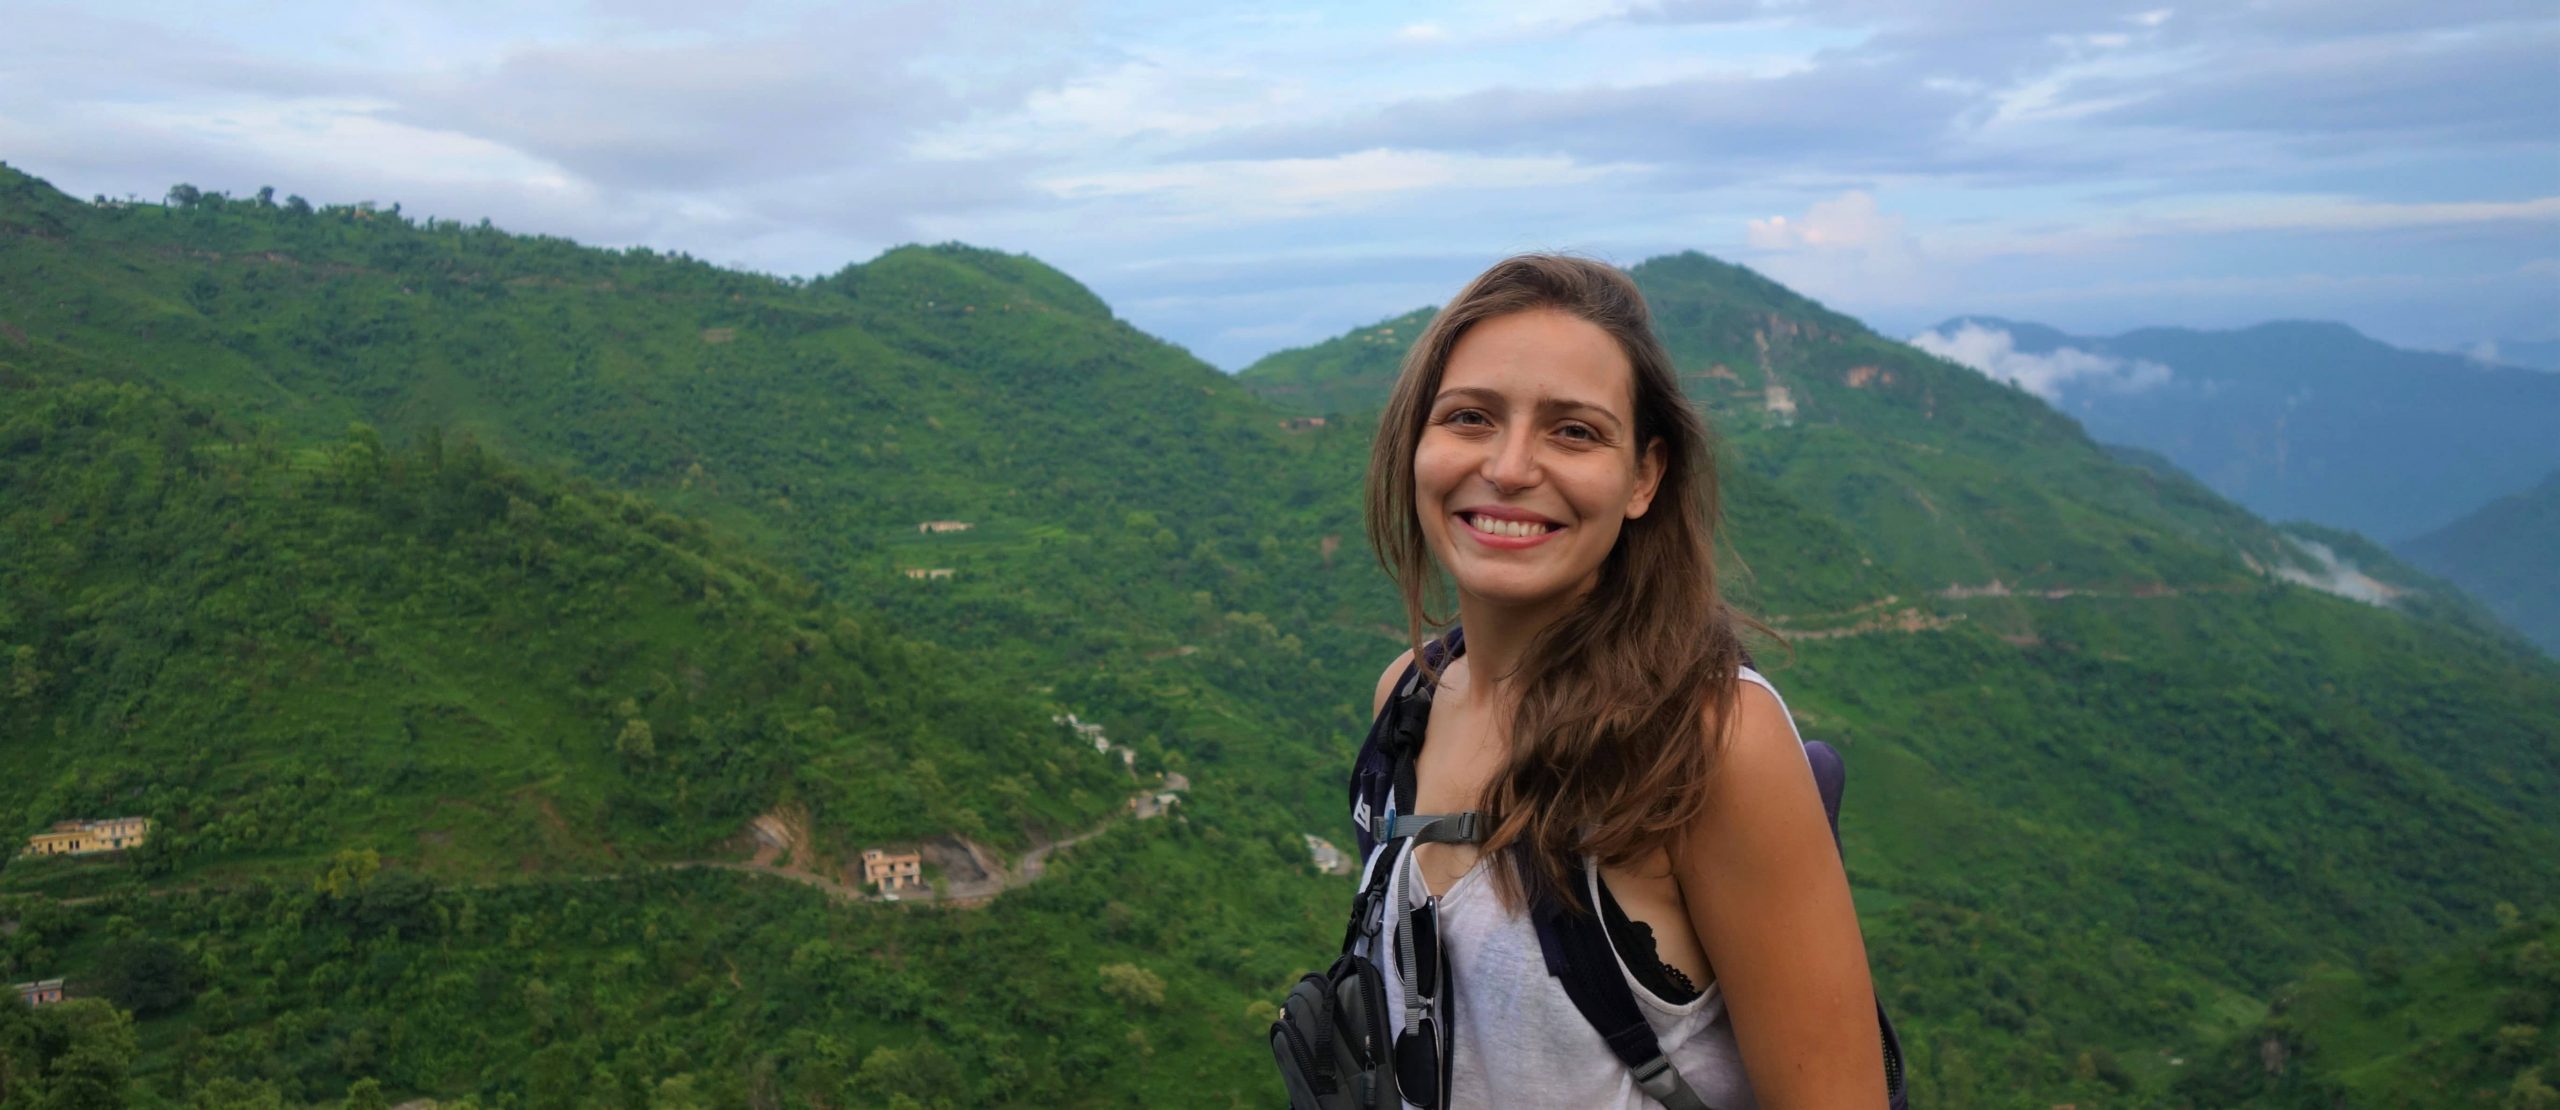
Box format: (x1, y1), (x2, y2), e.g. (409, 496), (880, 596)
(2273, 537), (2400, 607)
(1038, 148), (1635, 224)
(1741, 190), (1935, 305)
(1908, 322), (2172, 400)
(1746, 190), (1905, 250)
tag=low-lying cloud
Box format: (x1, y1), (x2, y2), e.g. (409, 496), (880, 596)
(2273, 537), (2401, 607)
(1908, 322), (2171, 400)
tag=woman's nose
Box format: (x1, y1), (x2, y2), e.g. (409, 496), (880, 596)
(1483, 431), (1542, 492)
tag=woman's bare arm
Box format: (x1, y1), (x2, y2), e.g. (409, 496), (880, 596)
(1676, 683), (1885, 1106)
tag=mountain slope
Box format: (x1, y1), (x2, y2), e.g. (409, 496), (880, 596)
(2171, 909), (2560, 1106)
(1236, 305), (1434, 418)
(2398, 470), (2560, 656)
(0, 373), (1136, 892)
(5, 165), (2558, 1107)
(1920, 316), (2560, 542)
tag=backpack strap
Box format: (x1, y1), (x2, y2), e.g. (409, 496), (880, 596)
(1348, 630), (1461, 860)
(1531, 870), (1714, 1110)
(1387, 811), (1484, 844)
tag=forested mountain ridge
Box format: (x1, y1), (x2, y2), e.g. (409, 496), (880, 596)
(1923, 314), (2560, 544)
(0, 372), (1138, 888)
(4, 164), (2558, 1107)
(2398, 470), (2560, 656)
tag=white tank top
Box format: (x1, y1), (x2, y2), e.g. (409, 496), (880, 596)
(1389, 667), (1802, 1109)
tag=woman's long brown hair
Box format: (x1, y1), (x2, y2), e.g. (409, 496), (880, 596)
(1364, 253), (1750, 911)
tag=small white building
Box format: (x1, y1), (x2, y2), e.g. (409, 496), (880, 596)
(1764, 382), (1798, 425)
(1303, 835), (1354, 876)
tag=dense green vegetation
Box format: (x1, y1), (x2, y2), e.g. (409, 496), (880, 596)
(4, 163), (2557, 1106)
(2400, 470), (2560, 656)
(1233, 306), (1434, 420)
(0, 813), (1353, 1108)
(2171, 906), (2560, 1106)
(0, 373), (1152, 890)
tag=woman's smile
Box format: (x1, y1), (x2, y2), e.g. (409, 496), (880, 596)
(1413, 307), (1663, 613)
(1456, 508), (1565, 546)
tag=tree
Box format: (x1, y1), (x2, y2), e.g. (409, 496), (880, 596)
(315, 848), (381, 899)
(1096, 962), (1165, 1009)
(29, 1001), (135, 1110)
(189, 1078), (287, 1109)
(164, 183), (199, 208)
(284, 195), (312, 217)
(95, 938), (193, 1017)
(2511, 1069), (2559, 1110)
(253, 186), (275, 207)
(345, 1077), (389, 1110)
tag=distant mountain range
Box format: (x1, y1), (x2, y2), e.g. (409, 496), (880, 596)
(2473, 337), (2560, 372)
(1912, 317), (2560, 545)
(1904, 316), (2560, 655)
(2399, 470), (2560, 655)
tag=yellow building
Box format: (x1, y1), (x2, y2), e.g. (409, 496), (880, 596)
(23, 817), (149, 857)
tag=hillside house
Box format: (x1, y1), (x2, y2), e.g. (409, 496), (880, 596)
(862, 849), (922, 892)
(901, 567), (956, 580)
(1763, 382), (1798, 425)
(23, 817), (149, 857)
(13, 979), (64, 1007)
(917, 521), (974, 534)
(1304, 835), (1354, 876)
(1278, 416), (1328, 431)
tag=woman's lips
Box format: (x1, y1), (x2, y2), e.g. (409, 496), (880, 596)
(1457, 511), (1563, 548)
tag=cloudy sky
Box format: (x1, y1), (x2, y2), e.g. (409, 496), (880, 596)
(4, 0), (2554, 368)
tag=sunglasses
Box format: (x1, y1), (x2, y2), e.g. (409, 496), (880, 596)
(1394, 897), (1444, 1106)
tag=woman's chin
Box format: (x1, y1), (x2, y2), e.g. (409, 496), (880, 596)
(1452, 573), (1586, 614)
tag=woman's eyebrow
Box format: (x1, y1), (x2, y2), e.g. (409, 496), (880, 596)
(1431, 387), (1627, 430)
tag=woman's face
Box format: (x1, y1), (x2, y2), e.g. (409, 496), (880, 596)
(1414, 307), (1664, 616)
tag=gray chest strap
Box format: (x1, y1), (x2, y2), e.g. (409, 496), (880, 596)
(1388, 811), (1485, 845)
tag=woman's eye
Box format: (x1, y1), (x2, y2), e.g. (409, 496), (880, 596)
(1556, 424), (1597, 442)
(1443, 409), (1491, 427)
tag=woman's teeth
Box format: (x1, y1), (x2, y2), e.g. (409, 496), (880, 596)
(1468, 514), (1551, 538)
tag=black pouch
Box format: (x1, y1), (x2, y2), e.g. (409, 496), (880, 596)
(1270, 953), (1395, 1110)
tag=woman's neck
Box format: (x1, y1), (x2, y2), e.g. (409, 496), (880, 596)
(1450, 589), (1581, 700)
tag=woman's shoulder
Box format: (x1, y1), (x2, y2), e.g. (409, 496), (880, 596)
(1710, 670), (1812, 772)
(1726, 665), (1806, 754)
(1372, 646), (1418, 717)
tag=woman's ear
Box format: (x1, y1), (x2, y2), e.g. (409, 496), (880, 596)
(1626, 437), (1667, 519)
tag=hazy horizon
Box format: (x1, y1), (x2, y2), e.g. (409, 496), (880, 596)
(6, 0), (2552, 369)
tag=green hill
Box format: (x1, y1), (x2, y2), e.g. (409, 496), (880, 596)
(2399, 471), (2560, 656)
(2170, 907), (2560, 1106)
(0, 371), (1350, 1106)
(4, 164), (2558, 1107)
(1236, 305), (1435, 419)
(0, 372), (1138, 888)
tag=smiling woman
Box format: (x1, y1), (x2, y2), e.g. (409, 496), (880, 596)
(1280, 254), (1893, 1109)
